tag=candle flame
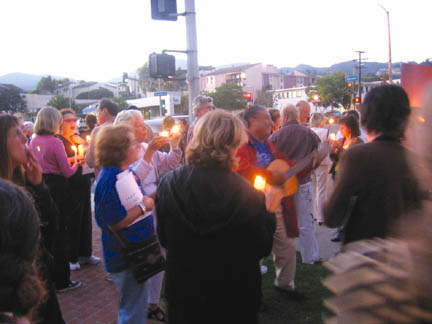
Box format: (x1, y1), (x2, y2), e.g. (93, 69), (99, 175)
(71, 145), (77, 152)
(329, 133), (336, 141)
(329, 118), (335, 124)
(171, 125), (180, 134)
(254, 175), (266, 191)
(37, 146), (41, 152)
(418, 116), (425, 123)
(86, 135), (91, 143)
(160, 131), (169, 137)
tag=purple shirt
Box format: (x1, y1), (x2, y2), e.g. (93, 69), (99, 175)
(30, 135), (78, 177)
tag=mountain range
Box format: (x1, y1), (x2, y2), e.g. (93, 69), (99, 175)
(0, 60), (413, 92)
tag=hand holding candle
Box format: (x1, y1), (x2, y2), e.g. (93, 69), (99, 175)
(329, 133), (336, 141)
(254, 175), (266, 191)
(160, 130), (169, 137)
(86, 135), (91, 144)
(78, 144), (84, 160)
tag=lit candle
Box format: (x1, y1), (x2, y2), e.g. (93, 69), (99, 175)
(86, 135), (91, 144)
(36, 146), (41, 152)
(254, 175), (266, 191)
(71, 145), (78, 162)
(160, 131), (169, 137)
(329, 118), (335, 125)
(78, 144), (84, 160)
(329, 133), (336, 141)
(171, 125), (180, 134)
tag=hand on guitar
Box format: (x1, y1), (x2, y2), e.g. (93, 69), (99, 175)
(271, 170), (286, 186)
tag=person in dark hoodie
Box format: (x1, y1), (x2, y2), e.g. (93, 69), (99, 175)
(156, 109), (276, 324)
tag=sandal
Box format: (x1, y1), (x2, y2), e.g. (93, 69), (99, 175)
(147, 306), (167, 322)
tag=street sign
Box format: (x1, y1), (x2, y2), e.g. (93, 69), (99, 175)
(154, 91), (168, 97)
(345, 75), (359, 82)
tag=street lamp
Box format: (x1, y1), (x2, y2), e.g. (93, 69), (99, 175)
(379, 4), (392, 83)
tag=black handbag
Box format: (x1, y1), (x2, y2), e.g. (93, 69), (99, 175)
(110, 221), (166, 283)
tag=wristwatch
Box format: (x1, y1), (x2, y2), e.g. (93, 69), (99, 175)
(138, 202), (146, 215)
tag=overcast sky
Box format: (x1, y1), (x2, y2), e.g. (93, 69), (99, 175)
(1, 0), (430, 82)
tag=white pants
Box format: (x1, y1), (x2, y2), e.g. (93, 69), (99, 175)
(294, 182), (320, 264)
(311, 165), (330, 223)
(147, 271), (164, 305)
(272, 206), (297, 290)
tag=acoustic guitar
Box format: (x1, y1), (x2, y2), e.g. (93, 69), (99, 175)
(264, 141), (331, 212)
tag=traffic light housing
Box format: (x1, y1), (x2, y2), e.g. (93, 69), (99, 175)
(122, 72), (128, 83)
(149, 53), (176, 79)
(347, 82), (353, 88)
(354, 96), (361, 104)
(151, 0), (178, 21)
(160, 99), (167, 115)
(244, 92), (253, 102)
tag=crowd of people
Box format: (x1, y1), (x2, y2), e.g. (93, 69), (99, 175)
(1, 83), (431, 324)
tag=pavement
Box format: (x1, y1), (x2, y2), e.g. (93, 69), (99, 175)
(57, 211), (340, 324)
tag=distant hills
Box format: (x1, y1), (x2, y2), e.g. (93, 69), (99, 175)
(0, 60), (419, 91)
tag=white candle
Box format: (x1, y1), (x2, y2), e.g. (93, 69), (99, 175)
(160, 131), (169, 137)
(86, 135), (91, 144)
(329, 133), (336, 141)
(78, 145), (84, 160)
(71, 145), (78, 163)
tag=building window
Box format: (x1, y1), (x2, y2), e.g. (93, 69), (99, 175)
(280, 76), (284, 84)
(296, 91), (302, 97)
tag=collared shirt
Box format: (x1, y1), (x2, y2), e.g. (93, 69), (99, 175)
(269, 120), (320, 183)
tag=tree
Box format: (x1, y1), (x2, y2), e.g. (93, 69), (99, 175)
(254, 90), (273, 107)
(47, 95), (77, 110)
(35, 76), (71, 94)
(76, 87), (114, 99)
(138, 63), (159, 95)
(0, 87), (26, 113)
(138, 63), (188, 95)
(308, 72), (351, 109)
(112, 97), (128, 110)
(210, 83), (246, 111)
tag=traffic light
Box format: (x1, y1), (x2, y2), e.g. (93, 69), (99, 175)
(160, 99), (167, 115)
(354, 96), (361, 104)
(347, 82), (353, 88)
(151, 0), (178, 21)
(244, 92), (253, 102)
(122, 72), (128, 83)
(149, 53), (176, 79)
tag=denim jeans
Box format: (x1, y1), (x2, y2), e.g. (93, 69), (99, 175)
(110, 269), (149, 324)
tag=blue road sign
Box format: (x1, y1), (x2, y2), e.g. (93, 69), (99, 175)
(154, 91), (168, 97)
(345, 75), (359, 82)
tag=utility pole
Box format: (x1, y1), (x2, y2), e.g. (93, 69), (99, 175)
(185, 0), (199, 121)
(379, 4), (392, 83)
(355, 51), (366, 100)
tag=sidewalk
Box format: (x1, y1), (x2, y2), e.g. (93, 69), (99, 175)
(57, 219), (160, 324)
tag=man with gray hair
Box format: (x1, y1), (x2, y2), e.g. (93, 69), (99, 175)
(186, 95), (215, 144)
(296, 100), (311, 126)
(270, 103), (321, 265)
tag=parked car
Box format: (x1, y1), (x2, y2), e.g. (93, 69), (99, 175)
(145, 115), (190, 133)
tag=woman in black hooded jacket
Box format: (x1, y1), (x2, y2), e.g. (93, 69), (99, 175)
(156, 109), (275, 324)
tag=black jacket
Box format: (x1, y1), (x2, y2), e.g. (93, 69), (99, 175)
(156, 165), (275, 324)
(324, 135), (421, 244)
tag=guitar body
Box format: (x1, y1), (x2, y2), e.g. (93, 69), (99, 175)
(265, 159), (299, 212)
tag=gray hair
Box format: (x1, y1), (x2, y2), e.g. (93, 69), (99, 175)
(281, 104), (299, 123)
(310, 112), (324, 127)
(114, 109), (142, 126)
(193, 95), (213, 110)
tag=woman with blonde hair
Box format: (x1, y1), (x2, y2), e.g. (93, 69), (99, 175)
(29, 107), (82, 293)
(156, 109), (275, 324)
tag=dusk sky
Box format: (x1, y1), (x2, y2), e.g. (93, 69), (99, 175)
(1, 0), (430, 81)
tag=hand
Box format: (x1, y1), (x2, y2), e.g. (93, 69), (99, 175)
(142, 196), (154, 211)
(143, 136), (170, 162)
(311, 150), (321, 169)
(271, 170), (286, 186)
(24, 150), (43, 185)
(169, 131), (181, 149)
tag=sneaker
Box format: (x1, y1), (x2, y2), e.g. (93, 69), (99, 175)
(56, 281), (82, 293)
(79, 255), (101, 265)
(69, 262), (80, 271)
(260, 265), (268, 275)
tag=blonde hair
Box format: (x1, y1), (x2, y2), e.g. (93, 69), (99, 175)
(95, 124), (134, 168)
(34, 107), (62, 135)
(186, 109), (247, 170)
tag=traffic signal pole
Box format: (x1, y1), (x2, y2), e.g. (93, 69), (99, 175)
(185, 0), (200, 121)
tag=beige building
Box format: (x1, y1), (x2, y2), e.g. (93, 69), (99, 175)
(200, 63), (314, 100)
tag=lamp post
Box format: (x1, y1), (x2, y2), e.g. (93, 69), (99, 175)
(379, 4), (392, 83)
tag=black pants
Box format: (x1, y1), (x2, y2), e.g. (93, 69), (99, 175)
(43, 174), (78, 289)
(69, 174), (93, 263)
